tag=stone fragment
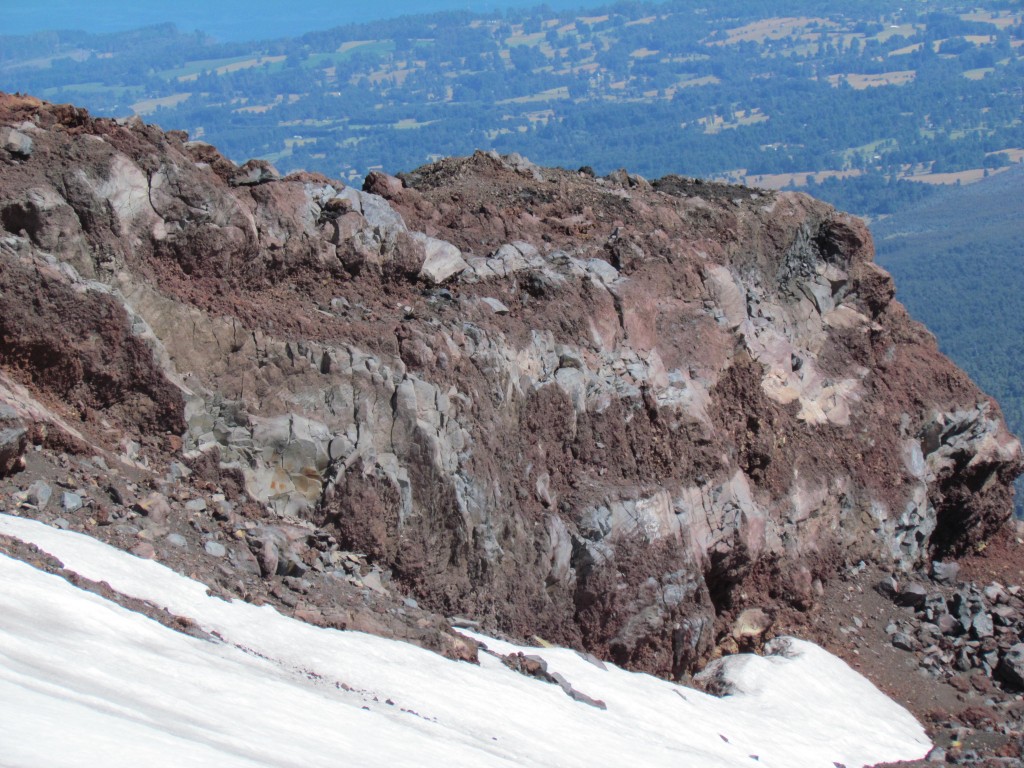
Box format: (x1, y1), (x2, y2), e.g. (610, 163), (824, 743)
(534, 473), (555, 508)
(270, 585), (299, 608)
(876, 577), (899, 599)
(166, 533), (188, 548)
(732, 608), (773, 644)
(292, 608), (324, 625)
(284, 576), (312, 593)
(982, 583), (1005, 604)
(204, 541), (227, 558)
(575, 651), (608, 670)
(931, 560), (960, 585)
(479, 297), (510, 315)
(257, 538), (280, 578)
(996, 643), (1024, 689)
(0, 127), (33, 158)
(918, 622), (941, 644)
(937, 613), (960, 636)
(136, 492), (171, 525)
(361, 569), (387, 594)
(230, 158), (280, 186)
(550, 671), (607, 710)
(61, 492), (83, 513)
(971, 610), (994, 639)
(992, 605), (1019, 626)
(362, 170), (405, 199)
(26, 481), (52, 510)
(105, 484), (129, 506)
(131, 541), (156, 559)
(168, 461), (191, 480)
(416, 234), (468, 284)
(892, 632), (918, 652)
(228, 544), (261, 576)
(895, 582), (928, 609)
(951, 590), (990, 637)
(0, 403), (27, 477)
(949, 675), (971, 693)
(923, 593), (948, 622)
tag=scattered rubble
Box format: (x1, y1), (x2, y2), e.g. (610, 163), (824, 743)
(1, 94), (1024, 763)
(879, 570), (1024, 685)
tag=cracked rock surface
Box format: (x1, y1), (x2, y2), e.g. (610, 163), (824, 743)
(0, 94), (1021, 683)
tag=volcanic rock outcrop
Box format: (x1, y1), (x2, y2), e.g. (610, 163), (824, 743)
(0, 93), (1019, 679)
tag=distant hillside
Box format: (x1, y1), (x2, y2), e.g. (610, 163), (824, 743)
(2, 0), (1021, 215)
(873, 164), (1024, 512)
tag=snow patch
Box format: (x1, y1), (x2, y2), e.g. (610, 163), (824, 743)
(0, 514), (930, 767)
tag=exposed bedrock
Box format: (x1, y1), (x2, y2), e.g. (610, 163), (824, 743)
(0, 95), (1019, 678)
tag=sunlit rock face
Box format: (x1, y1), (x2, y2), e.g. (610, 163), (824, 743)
(0, 94), (1019, 679)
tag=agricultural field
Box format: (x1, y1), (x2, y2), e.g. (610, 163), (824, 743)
(1, 1), (1022, 214)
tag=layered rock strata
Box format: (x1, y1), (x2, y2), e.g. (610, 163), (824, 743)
(0, 93), (1019, 678)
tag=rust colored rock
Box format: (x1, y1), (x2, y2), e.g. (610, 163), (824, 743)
(130, 542), (157, 560)
(0, 95), (1020, 681)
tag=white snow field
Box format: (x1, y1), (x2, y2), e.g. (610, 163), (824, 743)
(0, 513), (931, 767)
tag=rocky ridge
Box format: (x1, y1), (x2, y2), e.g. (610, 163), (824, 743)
(0, 93), (1020, 697)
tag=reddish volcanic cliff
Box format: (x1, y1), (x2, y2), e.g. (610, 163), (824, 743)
(0, 94), (1019, 680)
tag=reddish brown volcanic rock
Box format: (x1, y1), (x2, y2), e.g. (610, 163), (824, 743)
(0, 94), (1019, 679)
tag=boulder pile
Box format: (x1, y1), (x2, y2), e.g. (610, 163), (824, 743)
(882, 566), (1024, 690)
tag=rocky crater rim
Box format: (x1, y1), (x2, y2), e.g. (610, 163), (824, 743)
(0, 93), (1020, 681)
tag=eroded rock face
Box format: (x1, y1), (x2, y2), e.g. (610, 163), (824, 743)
(0, 94), (1019, 679)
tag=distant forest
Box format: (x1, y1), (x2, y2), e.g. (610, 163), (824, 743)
(2, 0), (1022, 217)
(874, 165), (1024, 515)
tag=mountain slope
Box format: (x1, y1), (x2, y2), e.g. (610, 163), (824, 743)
(0, 93), (1019, 686)
(873, 164), (1024, 511)
(0, 513), (932, 767)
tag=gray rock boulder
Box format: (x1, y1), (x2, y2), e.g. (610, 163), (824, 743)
(0, 403), (27, 477)
(26, 480), (52, 510)
(930, 560), (960, 585)
(996, 643), (1024, 689)
(415, 233), (468, 284)
(204, 541), (227, 558)
(0, 126), (33, 158)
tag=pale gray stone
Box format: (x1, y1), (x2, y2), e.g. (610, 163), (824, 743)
(27, 481), (52, 510)
(930, 560), (960, 585)
(0, 127), (33, 158)
(204, 541), (227, 558)
(61, 492), (83, 513)
(479, 297), (509, 314)
(416, 234), (468, 284)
